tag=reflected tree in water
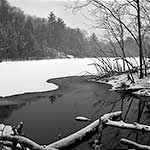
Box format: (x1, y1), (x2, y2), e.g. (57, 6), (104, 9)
(0, 102), (26, 123)
(89, 91), (150, 149)
(49, 94), (63, 104)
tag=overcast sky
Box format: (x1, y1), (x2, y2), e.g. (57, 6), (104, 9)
(8, 0), (93, 32)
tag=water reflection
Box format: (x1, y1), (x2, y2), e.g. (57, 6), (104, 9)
(91, 92), (150, 150)
(0, 101), (26, 123)
(0, 92), (51, 123)
(49, 94), (63, 104)
(1, 81), (150, 150)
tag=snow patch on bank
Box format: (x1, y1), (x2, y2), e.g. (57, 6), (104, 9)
(97, 72), (150, 97)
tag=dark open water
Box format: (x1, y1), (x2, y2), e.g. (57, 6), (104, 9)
(0, 58), (148, 150)
(0, 80), (150, 150)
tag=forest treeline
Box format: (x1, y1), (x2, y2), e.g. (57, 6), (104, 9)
(0, 0), (149, 60)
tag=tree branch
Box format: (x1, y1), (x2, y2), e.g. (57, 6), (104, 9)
(3, 111), (150, 150)
(121, 138), (150, 150)
(46, 111), (122, 150)
(0, 135), (49, 150)
(0, 112), (121, 150)
(91, 0), (139, 46)
(102, 116), (150, 133)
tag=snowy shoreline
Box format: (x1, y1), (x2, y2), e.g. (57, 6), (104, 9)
(97, 72), (150, 98)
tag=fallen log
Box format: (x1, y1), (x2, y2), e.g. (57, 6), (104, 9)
(0, 124), (57, 150)
(0, 111), (122, 150)
(132, 89), (150, 97)
(46, 111), (122, 150)
(0, 135), (50, 150)
(102, 116), (150, 133)
(121, 138), (150, 150)
(0, 141), (22, 150)
(3, 111), (150, 150)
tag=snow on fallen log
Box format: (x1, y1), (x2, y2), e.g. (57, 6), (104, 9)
(132, 89), (150, 97)
(110, 85), (144, 92)
(46, 111), (122, 150)
(0, 123), (57, 150)
(121, 138), (150, 150)
(0, 141), (23, 150)
(0, 135), (51, 150)
(47, 119), (100, 150)
(103, 118), (150, 132)
(0, 111), (121, 150)
(0, 124), (14, 136)
(3, 111), (150, 150)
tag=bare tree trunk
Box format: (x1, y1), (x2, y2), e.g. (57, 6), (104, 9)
(137, 0), (144, 78)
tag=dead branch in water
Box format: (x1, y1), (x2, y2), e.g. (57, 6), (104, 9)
(103, 117), (150, 133)
(1, 111), (150, 150)
(47, 111), (121, 150)
(121, 138), (150, 150)
(0, 111), (121, 150)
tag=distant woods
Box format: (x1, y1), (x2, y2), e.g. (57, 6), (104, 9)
(0, 0), (149, 60)
(0, 0), (97, 60)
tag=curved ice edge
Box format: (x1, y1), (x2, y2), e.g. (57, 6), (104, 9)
(0, 83), (59, 98)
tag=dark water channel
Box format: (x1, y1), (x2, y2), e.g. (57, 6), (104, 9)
(1, 79), (150, 150)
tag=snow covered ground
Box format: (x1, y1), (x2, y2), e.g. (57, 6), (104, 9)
(97, 72), (150, 97)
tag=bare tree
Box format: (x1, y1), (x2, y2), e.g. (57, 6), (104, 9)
(73, 0), (150, 78)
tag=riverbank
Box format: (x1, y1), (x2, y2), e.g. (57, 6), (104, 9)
(0, 75), (121, 149)
(97, 71), (150, 97)
(1, 75), (150, 149)
(2, 75), (112, 102)
(0, 58), (97, 97)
